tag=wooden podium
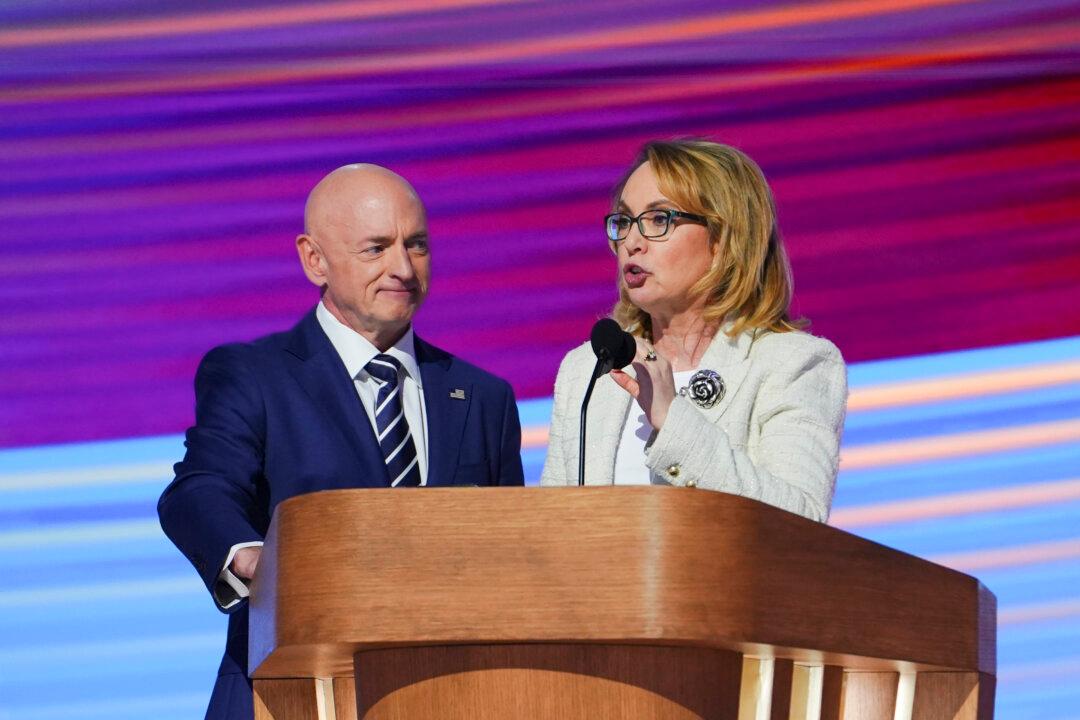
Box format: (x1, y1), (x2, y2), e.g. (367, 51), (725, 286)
(248, 487), (995, 719)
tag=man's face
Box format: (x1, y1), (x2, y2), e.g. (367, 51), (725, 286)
(302, 172), (431, 344)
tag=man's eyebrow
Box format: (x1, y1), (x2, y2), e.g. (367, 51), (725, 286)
(355, 232), (428, 247)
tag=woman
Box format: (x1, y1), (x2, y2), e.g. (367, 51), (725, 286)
(540, 139), (846, 522)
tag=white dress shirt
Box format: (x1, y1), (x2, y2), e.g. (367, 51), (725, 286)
(314, 301), (429, 482)
(214, 301), (429, 608)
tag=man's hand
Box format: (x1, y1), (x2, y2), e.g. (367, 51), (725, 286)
(231, 546), (261, 580)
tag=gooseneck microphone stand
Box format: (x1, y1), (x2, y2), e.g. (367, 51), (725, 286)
(578, 319), (636, 486)
(578, 350), (613, 487)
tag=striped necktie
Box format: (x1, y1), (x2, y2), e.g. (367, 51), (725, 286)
(363, 354), (422, 487)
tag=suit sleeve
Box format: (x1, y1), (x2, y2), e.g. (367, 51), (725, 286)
(644, 341), (847, 522)
(158, 344), (268, 613)
(497, 380), (525, 486)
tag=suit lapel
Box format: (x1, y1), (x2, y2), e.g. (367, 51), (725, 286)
(416, 337), (468, 486)
(694, 326), (756, 424)
(283, 310), (390, 487)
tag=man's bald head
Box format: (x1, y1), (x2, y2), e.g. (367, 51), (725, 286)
(303, 163), (423, 237)
(296, 163), (432, 350)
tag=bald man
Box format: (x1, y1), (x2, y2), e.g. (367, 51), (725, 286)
(158, 165), (524, 720)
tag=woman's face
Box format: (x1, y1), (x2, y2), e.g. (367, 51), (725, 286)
(616, 162), (716, 320)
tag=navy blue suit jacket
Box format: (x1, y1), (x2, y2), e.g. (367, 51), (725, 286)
(158, 308), (524, 719)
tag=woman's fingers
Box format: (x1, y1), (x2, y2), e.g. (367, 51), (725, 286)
(631, 351), (675, 430)
(632, 336), (651, 361)
(609, 368), (640, 397)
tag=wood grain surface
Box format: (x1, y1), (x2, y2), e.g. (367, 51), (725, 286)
(249, 487), (995, 679)
(840, 672), (898, 720)
(820, 665), (845, 720)
(253, 679), (322, 720)
(913, 672), (996, 720)
(246, 487), (997, 718)
(770, 659), (794, 720)
(353, 644), (742, 719)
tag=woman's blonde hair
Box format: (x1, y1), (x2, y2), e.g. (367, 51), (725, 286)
(611, 139), (806, 339)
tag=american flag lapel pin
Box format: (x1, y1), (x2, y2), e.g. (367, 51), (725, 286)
(449, 388), (466, 400)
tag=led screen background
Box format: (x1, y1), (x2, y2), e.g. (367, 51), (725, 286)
(3, 0), (1079, 446)
(1, 1), (1079, 718)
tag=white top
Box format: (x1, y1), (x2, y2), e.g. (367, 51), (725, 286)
(614, 368), (698, 486)
(215, 302), (430, 609)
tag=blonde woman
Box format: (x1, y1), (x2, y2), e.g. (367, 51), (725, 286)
(540, 140), (846, 522)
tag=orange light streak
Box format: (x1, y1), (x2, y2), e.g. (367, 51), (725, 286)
(848, 361), (1080, 412)
(0, 0), (519, 48)
(2, 0), (1030, 104)
(998, 598), (1080, 625)
(522, 426), (549, 449)
(830, 478), (1080, 528)
(840, 419), (1080, 470)
(931, 538), (1080, 572)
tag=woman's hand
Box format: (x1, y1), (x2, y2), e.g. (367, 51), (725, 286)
(610, 337), (677, 430)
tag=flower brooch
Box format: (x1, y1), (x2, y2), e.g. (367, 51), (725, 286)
(678, 369), (725, 409)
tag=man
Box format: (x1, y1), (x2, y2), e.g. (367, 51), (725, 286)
(158, 164), (524, 719)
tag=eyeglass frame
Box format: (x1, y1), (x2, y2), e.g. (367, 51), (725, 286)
(604, 208), (710, 243)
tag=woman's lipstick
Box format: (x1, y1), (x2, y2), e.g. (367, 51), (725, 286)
(623, 264), (648, 289)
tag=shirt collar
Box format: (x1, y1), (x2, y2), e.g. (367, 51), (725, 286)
(315, 301), (422, 386)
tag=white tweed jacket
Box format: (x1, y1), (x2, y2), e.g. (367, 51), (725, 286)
(539, 327), (847, 522)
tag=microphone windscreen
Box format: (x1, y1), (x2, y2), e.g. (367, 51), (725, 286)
(590, 319), (637, 370)
(614, 330), (637, 369)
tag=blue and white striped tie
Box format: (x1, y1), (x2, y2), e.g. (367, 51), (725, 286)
(364, 354), (422, 487)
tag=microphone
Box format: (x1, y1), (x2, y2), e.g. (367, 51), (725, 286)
(579, 319), (637, 486)
(589, 318), (637, 378)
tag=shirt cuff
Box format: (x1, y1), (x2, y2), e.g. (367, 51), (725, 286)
(214, 541), (264, 610)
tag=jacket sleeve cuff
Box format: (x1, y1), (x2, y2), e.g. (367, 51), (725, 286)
(213, 541), (264, 610)
(644, 396), (712, 487)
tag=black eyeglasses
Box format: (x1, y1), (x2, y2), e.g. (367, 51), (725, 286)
(604, 209), (709, 242)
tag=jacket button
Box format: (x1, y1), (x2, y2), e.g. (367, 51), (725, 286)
(685, 478), (697, 488)
(666, 464), (680, 478)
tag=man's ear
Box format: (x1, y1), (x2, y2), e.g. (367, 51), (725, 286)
(296, 234), (328, 289)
